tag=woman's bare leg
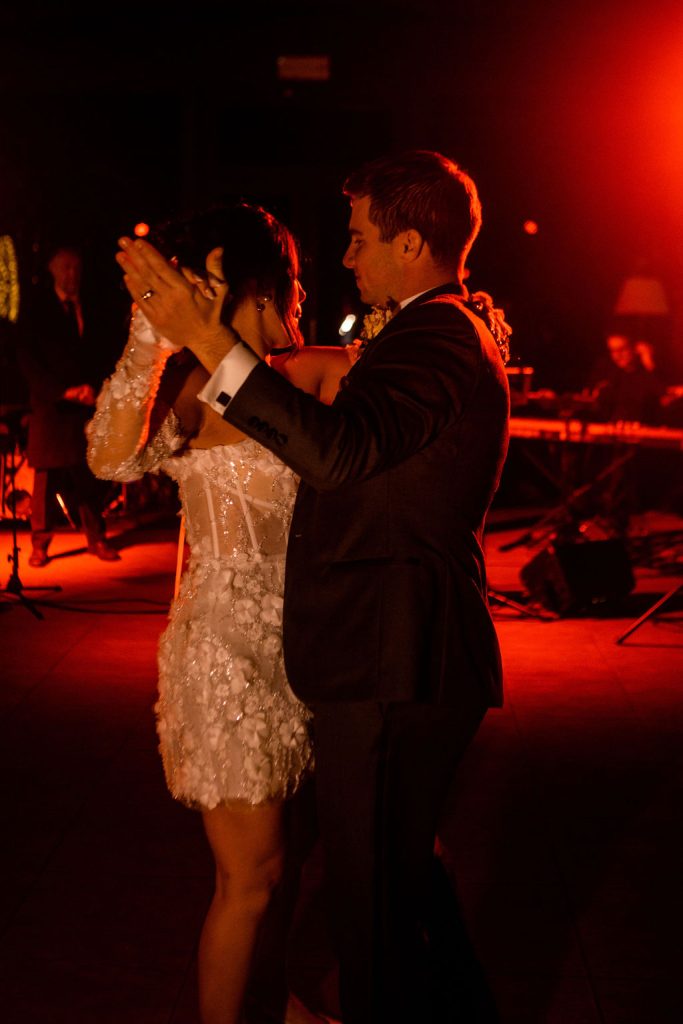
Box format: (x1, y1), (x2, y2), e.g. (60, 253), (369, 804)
(199, 799), (285, 1024)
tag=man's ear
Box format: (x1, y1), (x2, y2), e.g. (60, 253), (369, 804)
(395, 229), (425, 263)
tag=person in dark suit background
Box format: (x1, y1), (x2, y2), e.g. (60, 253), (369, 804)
(587, 332), (665, 425)
(18, 244), (120, 566)
(117, 150), (510, 1024)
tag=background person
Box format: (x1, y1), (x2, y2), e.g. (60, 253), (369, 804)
(18, 244), (119, 566)
(587, 331), (665, 425)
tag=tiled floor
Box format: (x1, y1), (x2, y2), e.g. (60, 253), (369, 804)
(1, 506), (681, 1023)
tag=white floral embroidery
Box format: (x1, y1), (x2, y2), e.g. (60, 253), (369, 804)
(234, 598), (260, 625)
(154, 441), (312, 809)
(261, 593), (283, 626)
(88, 341), (313, 810)
(279, 719), (308, 750)
(230, 655), (254, 694)
(262, 634), (282, 657)
(241, 712), (269, 748)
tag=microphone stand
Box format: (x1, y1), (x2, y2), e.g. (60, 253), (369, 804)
(0, 411), (61, 619)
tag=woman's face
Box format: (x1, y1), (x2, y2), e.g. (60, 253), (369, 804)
(255, 278), (306, 351)
(182, 247), (306, 352)
(281, 279), (306, 347)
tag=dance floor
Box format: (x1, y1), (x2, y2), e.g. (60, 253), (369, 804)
(1, 505), (681, 1023)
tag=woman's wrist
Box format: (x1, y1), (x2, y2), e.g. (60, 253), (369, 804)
(130, 305), (181, 353)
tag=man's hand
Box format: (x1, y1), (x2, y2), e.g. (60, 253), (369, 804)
(116, 237), (236, 373)
(63, 384), (96, 405)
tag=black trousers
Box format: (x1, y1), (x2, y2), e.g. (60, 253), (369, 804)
(311, 699), (499, 1024)
(31, 463), (107, 549)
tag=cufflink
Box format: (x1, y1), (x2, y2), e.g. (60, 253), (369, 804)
(216, 390), (231, 407)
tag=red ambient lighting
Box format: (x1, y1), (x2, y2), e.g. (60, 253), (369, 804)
(523, 220), (539, 236)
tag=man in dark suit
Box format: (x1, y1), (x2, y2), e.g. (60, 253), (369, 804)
(119, 150), (509, 1023)
(18, 245), (119, 566)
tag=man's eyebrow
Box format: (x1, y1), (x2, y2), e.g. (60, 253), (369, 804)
(349, 228), (363, 237)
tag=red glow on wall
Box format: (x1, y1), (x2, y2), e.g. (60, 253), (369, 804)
(523, 220), (539, 236)
(134, 222), (150, 238)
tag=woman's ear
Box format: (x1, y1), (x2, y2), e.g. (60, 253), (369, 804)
(205, 247), (225, 281)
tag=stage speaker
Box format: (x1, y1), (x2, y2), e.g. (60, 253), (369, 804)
(520, 539), (635, 615)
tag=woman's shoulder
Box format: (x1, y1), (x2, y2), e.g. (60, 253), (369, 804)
(271, 345), (353, 374)
(270, 345), (354, 402)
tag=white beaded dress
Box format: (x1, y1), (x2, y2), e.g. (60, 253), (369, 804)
(86, 318), (312, 809)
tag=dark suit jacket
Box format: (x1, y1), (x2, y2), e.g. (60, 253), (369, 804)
(18, 287), (104, 469)
(227, 286), (510, 709)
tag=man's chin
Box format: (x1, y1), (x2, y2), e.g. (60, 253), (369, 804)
(359, 289), (387, 308)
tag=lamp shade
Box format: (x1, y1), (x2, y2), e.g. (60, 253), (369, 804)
(614, 275), (670, 315)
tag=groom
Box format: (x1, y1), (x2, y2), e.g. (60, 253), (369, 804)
(131, 150), (509, 1023)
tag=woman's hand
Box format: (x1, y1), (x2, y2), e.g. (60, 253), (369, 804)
(116, 237), (235, 370)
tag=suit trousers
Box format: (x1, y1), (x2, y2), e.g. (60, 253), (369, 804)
(311, 699), (499, 1024)
(31, 463), (107, 550)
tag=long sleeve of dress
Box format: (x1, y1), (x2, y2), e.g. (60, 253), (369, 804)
(86, 309), (183, 482)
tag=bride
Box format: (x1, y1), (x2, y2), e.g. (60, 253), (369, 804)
(87, 203), (350, 1024)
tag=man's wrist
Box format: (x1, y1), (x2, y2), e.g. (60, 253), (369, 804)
(187, 325), (238, 375)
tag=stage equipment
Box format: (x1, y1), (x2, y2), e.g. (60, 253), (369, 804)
(615, 583), (682, 644)
(520, 538), (635, 615)
(0, 409), (32, 519)
(509, 416), (683, 451)
(613, 529), (683, 644)
(505, 366), (534, 404)
(502, 415), (683, 553)
(488, 586), (558, 621)
(0, 409), (61, 619)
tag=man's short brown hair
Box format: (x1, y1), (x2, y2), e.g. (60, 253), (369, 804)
(343, 150), (482, 277)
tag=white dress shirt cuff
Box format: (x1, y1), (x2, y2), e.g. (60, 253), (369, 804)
(197, 342), (260, 414)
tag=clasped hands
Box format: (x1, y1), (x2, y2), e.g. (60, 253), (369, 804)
(116, 237), (235, 370)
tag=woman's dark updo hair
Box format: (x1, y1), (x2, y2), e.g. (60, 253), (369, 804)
(150, 202), (301, 341)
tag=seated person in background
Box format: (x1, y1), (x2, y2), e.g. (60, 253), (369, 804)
(581, 333), (671, 532)
(587, 333), (665, 425)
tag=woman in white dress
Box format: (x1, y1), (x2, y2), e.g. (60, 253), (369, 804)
(87, 204), (351, 1024)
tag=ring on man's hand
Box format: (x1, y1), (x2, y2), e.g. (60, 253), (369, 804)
(141, 289), (155, 301)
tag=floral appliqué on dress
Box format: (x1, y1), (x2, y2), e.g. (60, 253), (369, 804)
(156, 442), (312, 809)
(87, 342), (312, 810)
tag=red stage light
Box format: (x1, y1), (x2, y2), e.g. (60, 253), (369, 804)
(523, 220), (539, 236)
(134, 222), (150, 238)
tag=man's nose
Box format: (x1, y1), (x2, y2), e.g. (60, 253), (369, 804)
(342, 245), (354, 269)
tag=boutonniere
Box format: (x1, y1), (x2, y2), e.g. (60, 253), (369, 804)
(345, 304), (396, 366)
(360, 304), (395, 341)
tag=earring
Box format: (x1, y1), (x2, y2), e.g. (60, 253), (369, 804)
(256, 295), (271, 313)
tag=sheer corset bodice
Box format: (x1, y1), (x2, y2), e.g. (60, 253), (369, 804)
(162, 438), (298, 567)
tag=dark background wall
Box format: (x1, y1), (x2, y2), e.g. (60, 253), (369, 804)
(1, 0), (682, 393)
